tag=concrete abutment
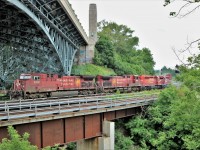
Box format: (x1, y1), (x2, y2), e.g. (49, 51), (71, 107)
(77, 121), (115, 150)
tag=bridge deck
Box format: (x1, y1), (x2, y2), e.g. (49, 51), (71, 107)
(0, 93), (157, 126)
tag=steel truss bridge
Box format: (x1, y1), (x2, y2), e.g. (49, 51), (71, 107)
(0, 0), (89, 83)
(0, 93), (157, 148)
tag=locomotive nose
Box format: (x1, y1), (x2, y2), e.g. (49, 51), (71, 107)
(16, 80), (21, 87)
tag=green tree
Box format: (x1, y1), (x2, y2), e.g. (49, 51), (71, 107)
(126, 85), (200, 149)
(94, 36), (115, 68)
(176, 65), (200, 93)
(164, 0), (200, 56)
(98, 20), (139, 53)
(0, 126), (37, 150)
(115, 130), (133, 150)
(95, 20), (155, 75)
(122, 2), (200, 149)
(157, 66), (176, 76)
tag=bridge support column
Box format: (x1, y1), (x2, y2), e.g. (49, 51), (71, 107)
(99, 121), (115, 150)
(77, 121), (115, 150)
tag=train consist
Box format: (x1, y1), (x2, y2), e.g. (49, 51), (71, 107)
(9, 73), (172, 99)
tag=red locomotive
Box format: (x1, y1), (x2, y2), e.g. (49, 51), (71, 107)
(10, 73), (172, 99)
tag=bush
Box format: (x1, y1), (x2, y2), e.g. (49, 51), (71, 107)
(126, 86), (200, 149)
(115, 129), (133, 150)
(0, 126), (37, 150)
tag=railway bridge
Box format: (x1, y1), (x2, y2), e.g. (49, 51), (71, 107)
(0, 93), (158, 149)
(0, 0), (97, 81)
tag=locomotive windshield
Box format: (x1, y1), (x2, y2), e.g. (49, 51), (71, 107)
(20, 74), (31, 80)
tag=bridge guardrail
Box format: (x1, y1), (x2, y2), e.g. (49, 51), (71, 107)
(0, 93), (158, 120)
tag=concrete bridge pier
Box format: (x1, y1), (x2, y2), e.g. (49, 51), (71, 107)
(77, 121), (115, 150)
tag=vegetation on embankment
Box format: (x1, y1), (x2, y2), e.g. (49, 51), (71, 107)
(0, 126), (37, 150)
(0, 94), (5, 97)
(0, 126), (76, 150)
(155, 66), (177, 77)
(114, 63), (200, 150)
(94, 21), (155, 75)
(72, 64), (116, 76)
(73, 20), (155, 76)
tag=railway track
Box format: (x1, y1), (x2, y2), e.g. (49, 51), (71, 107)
(1, 89), (161, 101)
(0, 93), (159, 121)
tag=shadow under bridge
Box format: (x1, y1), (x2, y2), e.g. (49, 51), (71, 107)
(0, 0), (88, 82)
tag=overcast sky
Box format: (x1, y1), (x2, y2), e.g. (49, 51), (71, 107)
(69, 0), (200, 70)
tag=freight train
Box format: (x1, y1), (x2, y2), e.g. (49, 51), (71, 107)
(9, 73), (172, 99)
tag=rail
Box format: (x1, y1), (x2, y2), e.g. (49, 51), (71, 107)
(0, 93), (159, 120)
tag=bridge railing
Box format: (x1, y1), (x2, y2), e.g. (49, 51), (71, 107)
(0, 93), (159, 120)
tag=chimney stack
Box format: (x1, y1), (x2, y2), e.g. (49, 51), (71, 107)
(89, 4), (97, 44)
(84, 4), (97, 63)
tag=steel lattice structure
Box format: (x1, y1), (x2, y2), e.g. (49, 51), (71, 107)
(0, 0), (88, 83)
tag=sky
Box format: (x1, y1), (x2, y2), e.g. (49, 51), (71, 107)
(69, 0), (200, 70)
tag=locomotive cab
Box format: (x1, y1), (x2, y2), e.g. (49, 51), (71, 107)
(10, 74), (32, 99)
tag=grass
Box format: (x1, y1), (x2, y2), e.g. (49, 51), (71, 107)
(105, 89), (161, 101)
(0, 94), (5, 96)
(72, 64), (116, 76)
(0, 96), (9, 101)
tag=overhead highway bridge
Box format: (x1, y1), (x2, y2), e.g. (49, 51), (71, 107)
(0, 0), (97, 82)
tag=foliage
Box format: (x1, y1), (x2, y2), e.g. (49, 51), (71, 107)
(97, 20), (139, 53)
(115, 130), (133, 150)
(0, 126), (37, 150)
(155, 66), (176, 76)
(66, 142), (76, 150)
(0, 94), (5, 97)
(176, 66), (200, 93)
(93, 36), (115, 68)
(126, 85), (200, 149)
(164, 0), (200, 17)
(187, 54), (200, 69)
(72, 64), (116, 76)
(42, 144), (60, 150)
(115, 119), (134, 150)
(94, 20), (155, 75)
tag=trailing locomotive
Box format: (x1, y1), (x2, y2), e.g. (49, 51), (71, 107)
(9, 73), (172, 99)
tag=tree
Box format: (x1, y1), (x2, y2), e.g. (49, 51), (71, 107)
(117, 2), (200, 149)
(115, 130), (133, 150)
(158, 66), (176, 76)
(0, 126), (37, 150)
(176, 65), (200, 92)
(98, 20), (139, 53)
(164, 0), (200, 65)
(93, 35), (115, 68)
(164, 0), (200, 18)
(126, 85), (200, 149)
(94, 21), (155, 75)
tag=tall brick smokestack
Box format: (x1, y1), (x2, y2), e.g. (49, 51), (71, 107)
(86, 4), (97, 63)
(89, 4), (97, 43)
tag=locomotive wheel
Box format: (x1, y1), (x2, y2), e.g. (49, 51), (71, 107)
(83, 91), (89, 95)
(46, 92), (52, 97)
(17, 96), (23, 100)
